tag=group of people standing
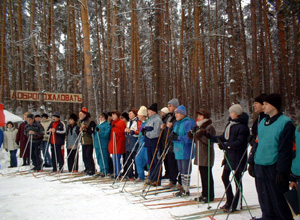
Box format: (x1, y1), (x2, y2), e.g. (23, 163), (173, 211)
(1, 93), (300, 220)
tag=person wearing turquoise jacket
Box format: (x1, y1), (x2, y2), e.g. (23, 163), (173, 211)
(169, 105), (195, 197)
(291, 125), (300, 213)
(94, 113), (111, 176)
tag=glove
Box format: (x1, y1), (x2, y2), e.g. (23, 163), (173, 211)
(217, 138), (227, 150)
(141, 128), (147, 136)
(112, 124), (115, 128)
(192, 126), (199, 134)
(248, 164), (255, 178)
(187, 130), (193, 140)
(276, 171), (288, 187)
(169, 132), (179, 141)
(95, 127), (100, 132)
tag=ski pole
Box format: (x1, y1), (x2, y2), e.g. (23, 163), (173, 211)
(186, 135), (195, 193)
(41, 135), (51, 171)
(29, 134), (33, 170)
(67, 131), (83, 173)
(96, 131), (107, 176)
(196, 140), (200, 207)
(17, 136), (31, 172)
(207, 138), (211, 209)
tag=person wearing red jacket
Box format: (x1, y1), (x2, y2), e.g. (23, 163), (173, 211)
(108, 110), (126, 178)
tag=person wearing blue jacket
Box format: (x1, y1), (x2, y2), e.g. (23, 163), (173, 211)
(94, 112), (111, 176)
(169, 105), (195, 197)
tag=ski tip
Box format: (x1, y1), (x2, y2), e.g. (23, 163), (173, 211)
(208, 216), (216, 220)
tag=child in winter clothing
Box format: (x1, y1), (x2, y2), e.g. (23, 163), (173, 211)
(94, 113), (111, 176)
(4, 121), (19, 167)
(169, 105), (195, 197)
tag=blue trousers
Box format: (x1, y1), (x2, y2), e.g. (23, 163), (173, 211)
(9, 149), (18, 167)
(95, 146), (109, 175)
(135, 146), (148, 180)
(112, 154), (122, 177)
(41, 141), (52, 166)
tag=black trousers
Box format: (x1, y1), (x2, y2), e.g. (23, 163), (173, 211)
(51, 144), (64, 171)
(123, 151), (137, 179)
(67, 149), (78, 172)
(165, 151), (179, 184)
(147, 147), (161, 182)
(255, 164), (293, 220)
(199, 166), (214, 199)
(221, 168), (242, 210)
(31, 142), (43, 170)
(82, 145), (95, 173)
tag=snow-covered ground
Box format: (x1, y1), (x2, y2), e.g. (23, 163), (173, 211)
(0, 144), (262, 220)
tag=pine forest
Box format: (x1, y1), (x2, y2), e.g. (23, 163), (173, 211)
(0, 0), (299, 124)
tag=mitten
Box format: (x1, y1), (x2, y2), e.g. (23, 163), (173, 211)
(169, 132), (179, 141)
(187, 130), (193, 140)
(95, 127), (100, 132)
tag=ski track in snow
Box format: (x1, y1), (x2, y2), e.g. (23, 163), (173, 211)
(0, 145), (262, 220)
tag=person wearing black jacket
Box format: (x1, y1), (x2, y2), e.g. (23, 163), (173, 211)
(206, 104), (250, 212)
(24, 113), (44, 171)
(78, 107), (96, 176)
(48, 112), (66, 172)
(251, 93), (294, 220)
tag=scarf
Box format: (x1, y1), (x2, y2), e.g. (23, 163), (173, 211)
(224, 121), (238, 140)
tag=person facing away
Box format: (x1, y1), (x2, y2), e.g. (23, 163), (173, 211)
(47, 112), (66, 173)
(3, 121), (19, 168)
(24, 113), (44, 171)
(253, 93), (295, 220)
(93, 112), (111, 176)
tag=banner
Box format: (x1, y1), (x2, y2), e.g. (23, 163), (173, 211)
(10, 90), (82, 103)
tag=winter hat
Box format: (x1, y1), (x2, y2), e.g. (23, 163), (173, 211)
(229, 104), (243, 116)
(196, 109), (211, 119)
(137, 106), (147, 116)
(129, 108), (139, 116)
(34, 114), (41, 118)
(6, 121), (14, 128)
(148, 103), (158, 113)
(160, 107), (169, 114)
(168, 98), (179, 108)
(263, 93), (282, 111)
(111, 110), (121, 117)
(121, 112), (129, 121)
(41, 113), (49, 119)
(80, 107), (88, 115)
(254, 94), (267, 105)
(69, 113), (78, 122)
(26, 113), (34, 119)
(53, 112), (60, 118)
(175, 105), (187, 116)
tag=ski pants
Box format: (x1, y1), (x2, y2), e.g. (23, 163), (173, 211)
(82, 144), (95, 173)
(95, 146), (109, 175)
(112, 154), (122, 176)
(254, 164), (293, 220)
(9, 149), (18, 167)
(51, 144), (64, 171)
(147, 147), (161, 183)
(41, 140), (52, 166)
(31, 142), (43, 170)
(67, 148), (78, 172)
(165, 151), (179, 184)
(135, 146), (148, 180)
(199, 166), (214, 200)
(124, 151), (137, 179)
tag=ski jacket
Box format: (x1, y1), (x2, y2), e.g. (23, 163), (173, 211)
(16, 121), (29, 157)
(66, 124), (80, 149)
(41, 119), (51, 142)
(48, 120), (66, 146)
(94, 121), (111, 150)
(254, 113), (294, 174)
(3, 128), (19, 151)
(108, 118), (126, 154)
(125, 117), (142, 152)
(292, 126), (300, 176)
(211, 112), (250, 172)
(144, 114), (163, 149)
(172, 117), (195, 160)
(24, 122), (44, 144)
(193, 119), (216, 167)
(78, 116), (96, 146)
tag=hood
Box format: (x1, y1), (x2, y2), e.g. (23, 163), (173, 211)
(229, 112), (249, 125)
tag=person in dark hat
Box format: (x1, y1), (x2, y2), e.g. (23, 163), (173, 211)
(41, 113), (52, 167)
(142, 103), (163, 186)
(48, 112), (66, 172)
(78, 107), (96, 175)
(24, 113), (44, 171)
(251, 93), (295, 220)
(188, 108), (216, 202)
(34, 115), (41, 124)
(66, 113), (80, 172)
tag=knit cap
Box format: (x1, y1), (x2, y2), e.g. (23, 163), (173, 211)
(137, 106), (147, 116)
(148, 103), (158, 113)
(254, 94), (267, 105)
(263, 93), (282, 111)
(160, 107), (169, 114)
(53, 112), (60, 118)
(168, 98), (179, 108)
(175, 105), (187, 116)
(229, 104), (243, 116)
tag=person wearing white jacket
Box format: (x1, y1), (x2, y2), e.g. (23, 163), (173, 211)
(4, 121), (19, 167)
